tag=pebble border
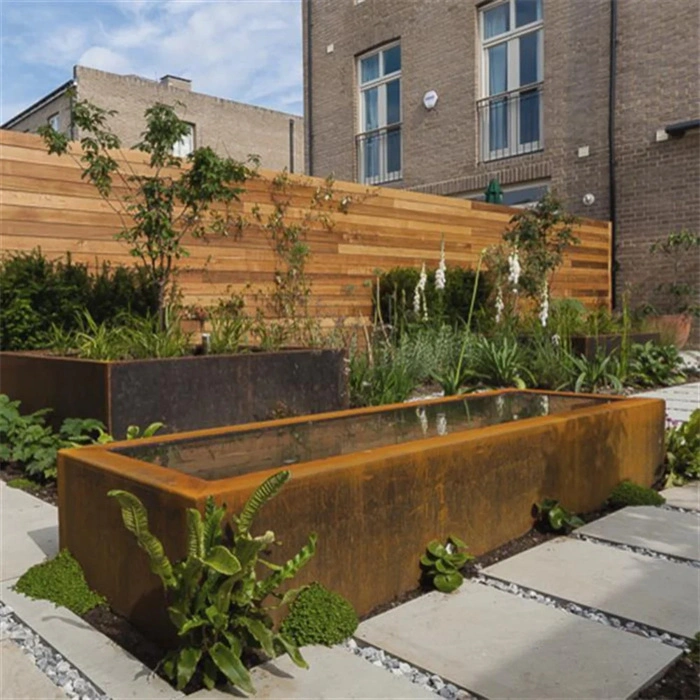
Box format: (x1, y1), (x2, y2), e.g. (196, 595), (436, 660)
(572, 532), (700, 568)
(474, 574), (690, 650)
(0, 601), (108, 700)
(341, 637), (476, 699)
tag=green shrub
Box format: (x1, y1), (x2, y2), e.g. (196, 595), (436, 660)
(15, 550), (106, 615)
(375, 265), (490, 331)
(6, 477), (41, 492)
(419, 536), (474, 593)
(109, 471), (315, 693)
(608, 481), (665, 508)
(533, 498), (584, 532)
(629, 341), (686, 388)
(0, 249), (157, 350)
(280, 583), (358, 646)
(665, 410), (700, 487)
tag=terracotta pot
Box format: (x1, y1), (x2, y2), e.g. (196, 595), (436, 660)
(647, 314), (693, 349)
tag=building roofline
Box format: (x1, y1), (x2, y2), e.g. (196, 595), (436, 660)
(2, 79), (74, 129)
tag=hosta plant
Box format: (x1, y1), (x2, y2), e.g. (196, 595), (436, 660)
(533, 498), (584, 533)
(420, 536), (474, 593)
(108, 470), (316, 693)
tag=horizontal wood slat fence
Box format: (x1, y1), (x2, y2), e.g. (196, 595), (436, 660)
(0, 131), (612, 328)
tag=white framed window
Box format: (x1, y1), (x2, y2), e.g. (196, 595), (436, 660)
(173, 123), (195, 157)
(478, 0), (544, 161)
(356, 42), (402, 184)
(48, 113), (60, 132)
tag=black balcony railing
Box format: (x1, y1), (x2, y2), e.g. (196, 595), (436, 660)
(477, 85), (543, 161)
(356, 126), (402, 185)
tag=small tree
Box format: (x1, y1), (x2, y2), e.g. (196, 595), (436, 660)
(39, 97), (257, 327)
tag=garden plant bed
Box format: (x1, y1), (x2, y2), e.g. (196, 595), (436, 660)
(635, 653), (700, 699)
(0, 348), (348, 436)
(58, 388), (664, 644)
(569, 332), (660, 360)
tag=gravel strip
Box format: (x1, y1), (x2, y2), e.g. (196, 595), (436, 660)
(661, 504), (699, 515)
(572, 533), (700, 568)
(341, 637), (477, 699)
(474, 575), (690, 649)
(0, 601), (109, 700)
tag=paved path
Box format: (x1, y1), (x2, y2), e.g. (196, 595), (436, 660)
(635, 380), (699, 422)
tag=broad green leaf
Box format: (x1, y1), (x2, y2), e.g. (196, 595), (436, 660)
(426, 540), (446, 558)
(178, 617), (207, 637)
(236, 616), (275, 657)
(209, 643), (255, 695)
(255, 534), (316, 600)
(215, 576), (235, 615)
(434, 571), (463, 593)
(202, 545), (241, 576)
(448, 535), (469, 550)
(274, 633), (308, 669)
(176, 646), (202, 690)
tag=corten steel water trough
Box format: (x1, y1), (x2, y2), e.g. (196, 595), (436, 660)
(58, 389), (665, 644)
(0, 349), (347, 436)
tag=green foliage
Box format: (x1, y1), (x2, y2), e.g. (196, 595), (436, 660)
(566, 351), (624, 393)
(6, 477), (41, 492)
(471, 335), (534, 389)
(280, 583), (358, 647)
(46, 310), (190, 360)
(688, 632), (700, 664)
(0, 395), (103, 480)
(109, 470), (315, 693)
(376, 265), (490, 332)
(502, 192), (580, 300)
(0, 394), (164, 480)
(629, 341), (686, 388)
(420, 536), (474, 593)
(664, 410), (700, 487)
(0, 249), (157, 351)
(649, 229), (700, 316)
(206, 293), (252, 355)
(15, 550), (106, 615)
(533, 498), (584, 532)
(40, 99), (256, 326)
(608, 481), (666, 509)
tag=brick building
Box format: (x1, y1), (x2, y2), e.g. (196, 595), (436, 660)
(303, 0), (699, 317)
(3, 65), (304, 173)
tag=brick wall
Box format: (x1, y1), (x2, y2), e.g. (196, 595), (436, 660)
(7, 92), (73, 136)
(7, 66), (305, 174)
(305, 0), (700, 342)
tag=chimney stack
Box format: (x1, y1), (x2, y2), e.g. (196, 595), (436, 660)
(160, 75), (192, 91)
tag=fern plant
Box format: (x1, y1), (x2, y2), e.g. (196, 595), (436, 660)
(109, 470), (316, 693)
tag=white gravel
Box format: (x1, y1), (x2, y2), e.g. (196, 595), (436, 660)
(0, 601), (108, 700)
(341, 637), (475, 698)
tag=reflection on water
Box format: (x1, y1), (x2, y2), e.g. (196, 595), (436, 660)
(115, 392), (609, 481)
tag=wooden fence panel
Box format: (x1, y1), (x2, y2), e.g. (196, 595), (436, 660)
(0, 130), (612, 324)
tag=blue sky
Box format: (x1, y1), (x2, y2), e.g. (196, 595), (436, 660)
(0, 0), (303, 123)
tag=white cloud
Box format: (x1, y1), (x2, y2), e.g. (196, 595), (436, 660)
(1, 0), (303, 121)
(79, 46), (133, 75)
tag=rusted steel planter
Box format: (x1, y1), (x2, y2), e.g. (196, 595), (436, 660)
(0, 349), (347, 436)
(569, 332), (660, 360)
(58, 389), (664, 643)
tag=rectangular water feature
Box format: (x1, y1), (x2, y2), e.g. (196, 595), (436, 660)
(58, 389), (664, 643)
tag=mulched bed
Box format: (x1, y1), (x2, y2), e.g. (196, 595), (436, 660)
(0, 464), (58, 506)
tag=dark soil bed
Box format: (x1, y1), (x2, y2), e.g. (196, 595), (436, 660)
(0, 464), (58, 506)
(635, 654), (700, 699)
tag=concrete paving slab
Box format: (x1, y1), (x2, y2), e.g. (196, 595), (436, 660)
(186, 646), (435, 699)
(1, 581), (180, 699)
(0, 481), (58, 582)
(356, 582), (679, 699)
(0, 640), (67, 699)
(661, 482), (700, 510)
(485, 537), (700, 638)
(577, 506), (700, 560)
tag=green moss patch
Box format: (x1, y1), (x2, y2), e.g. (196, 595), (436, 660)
(15, 550), (106, 615)
(280, 582), (358, 647)
(6, 477), (41, 492)
(608, 480), (666, 509)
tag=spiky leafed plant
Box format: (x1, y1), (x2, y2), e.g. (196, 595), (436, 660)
(109, 470), (316, 693)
